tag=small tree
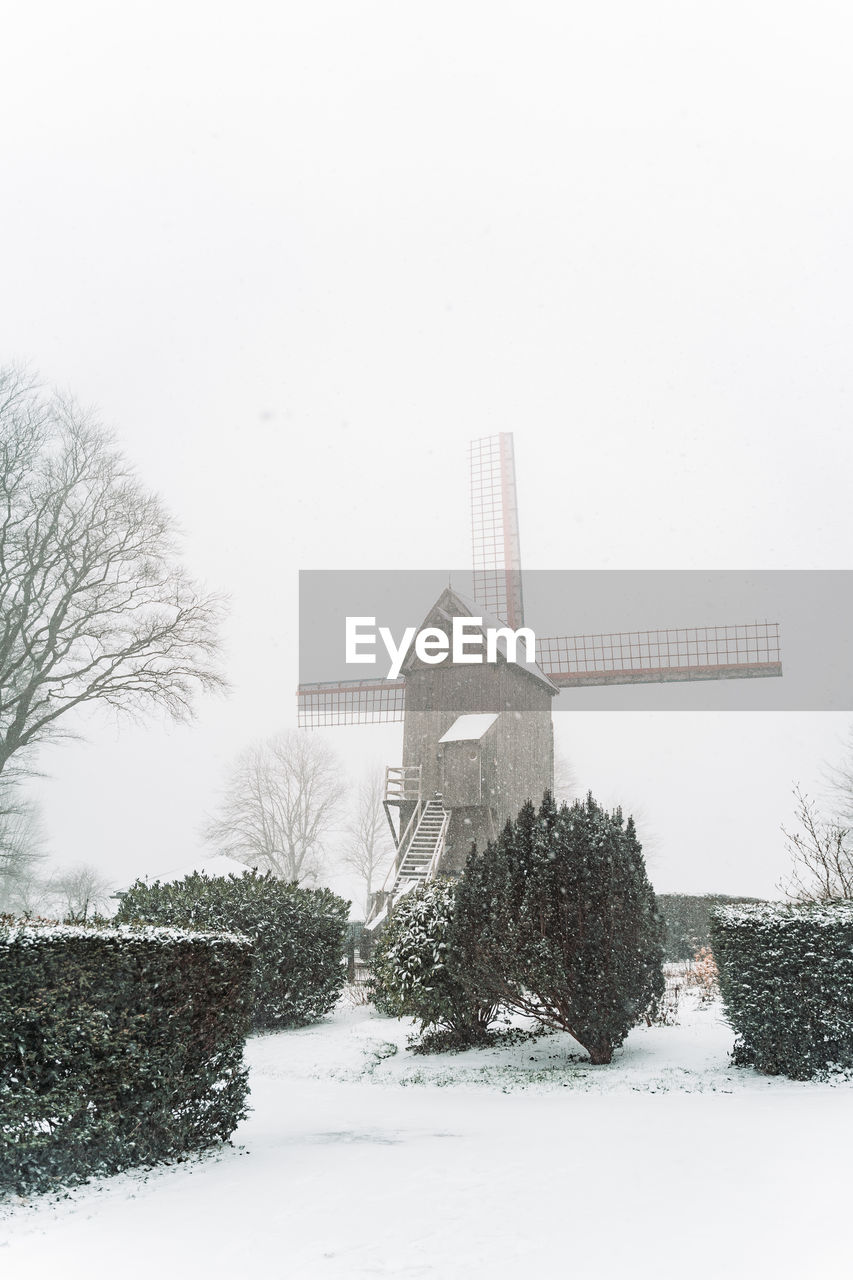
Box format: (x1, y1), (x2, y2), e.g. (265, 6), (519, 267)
(340, 770), (393, 915)
(779, 784), (853, 902)
(204, 732), (347, 884)
(454, 792), (664, 1064)
(54, 863), (114, 923)
(370, 880), (497, 1043)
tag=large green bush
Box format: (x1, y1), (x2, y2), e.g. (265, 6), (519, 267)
(0, 922), (252, 1198)
(711, 901), (853, 1079)
(116, 871), (348, 1028)
(454, 792), (664, 1064)
(370, 880), (497, 1042)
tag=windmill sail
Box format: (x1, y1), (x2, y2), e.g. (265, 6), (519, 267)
(470, 432), (525, 629)
(536, 621), (781, 688)
(297, 678), (406, 728)
(296, 435), (783, 728)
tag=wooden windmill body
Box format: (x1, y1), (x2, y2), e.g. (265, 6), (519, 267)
(297, 434), (782, 919)
(393, 585), (558, 881)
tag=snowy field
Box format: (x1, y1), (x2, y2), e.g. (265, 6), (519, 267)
(3, 992), (852, 1280)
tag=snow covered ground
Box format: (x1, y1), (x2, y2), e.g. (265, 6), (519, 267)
(3, 991), (852, 1279)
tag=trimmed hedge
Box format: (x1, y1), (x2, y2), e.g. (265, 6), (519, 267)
(711, 901), (853, 1079)
(116, 871), (349, 1028)
(0, 922), (253, 1198)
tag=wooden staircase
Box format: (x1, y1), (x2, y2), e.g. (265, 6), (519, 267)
(392, 800), (449, 891)
(366, 768), (450, 929)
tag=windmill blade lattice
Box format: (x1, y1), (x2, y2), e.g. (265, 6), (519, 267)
(536, 621), (781, 688)
(469, 433), (525, 629)
(297, 678), (406, 728)
(295, 433), (783, 728)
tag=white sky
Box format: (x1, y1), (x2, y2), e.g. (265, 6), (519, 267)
(2, 2), (852, 903)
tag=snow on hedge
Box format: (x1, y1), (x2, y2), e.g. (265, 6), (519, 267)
(711, 899), (853, 1079)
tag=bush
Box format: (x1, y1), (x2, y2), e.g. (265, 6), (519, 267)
(116, 871), (348, 1029)
(711, 901), (853, 1079)
(370, 880), (497, 1043)
(657, 893), (764, 961)
(454, 792), (665, 1064)
(0, 922), (252, 1198)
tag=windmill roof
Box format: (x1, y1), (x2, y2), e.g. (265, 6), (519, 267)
(405, 587), (559, 695)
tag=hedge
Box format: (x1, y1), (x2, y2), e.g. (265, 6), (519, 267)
(115, 871), (349, 1028)
(0, 922), (253, 1197)
(711, 901), (853, 1079)
(657, 893), (764, 962)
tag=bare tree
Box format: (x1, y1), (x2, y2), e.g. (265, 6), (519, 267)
(340, 769), (394, 915)
(6, 872), (59, 920)
(779, 784), (853, 902)
(825, 724), (853, 826)
(0, 367), (226, 779)
(53, 863), (114, 923)
(204, 732), (347, 884)
(552, 745), (576, 804)
(0, 780), (47, 914)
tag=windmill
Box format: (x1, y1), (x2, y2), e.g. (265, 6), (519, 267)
(298, 434), (782, 920)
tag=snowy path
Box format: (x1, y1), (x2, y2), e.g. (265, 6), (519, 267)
(3, 1000), (852, 1279)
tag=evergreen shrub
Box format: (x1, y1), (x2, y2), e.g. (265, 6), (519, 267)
(454, 792), (665, 1064)
(711, 901), (853, 1078)
(370, 880), (497, 1043)
(116, 871), (348, 1029)
(0, 922), (252, 1197)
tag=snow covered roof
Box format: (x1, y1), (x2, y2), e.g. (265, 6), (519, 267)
(439, 713), (499, 743)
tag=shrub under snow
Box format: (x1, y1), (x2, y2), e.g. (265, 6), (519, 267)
(453, 792), (665, 1065)
(370, 880), (497, 1043)
(0, 921), (252, 1198)
(711, 900), (853, 1079)
(116, 871), (349, 1029)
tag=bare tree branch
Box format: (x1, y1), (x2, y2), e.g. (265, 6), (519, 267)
(779, 784), (853, 902)
(0, 366), (228, 777)
(52, 863), (115, 923)
(825, 724), (853, 827)
(203, 732), (347, 884)
(552, 746), (575, 804)
(0, 778), (47, 914)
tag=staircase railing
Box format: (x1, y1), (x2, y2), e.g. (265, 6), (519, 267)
(384, 765), (422, 803)
(426, 808), (451, 881)
(383, 765), (424, 847)
(379, 797), (425, 896)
